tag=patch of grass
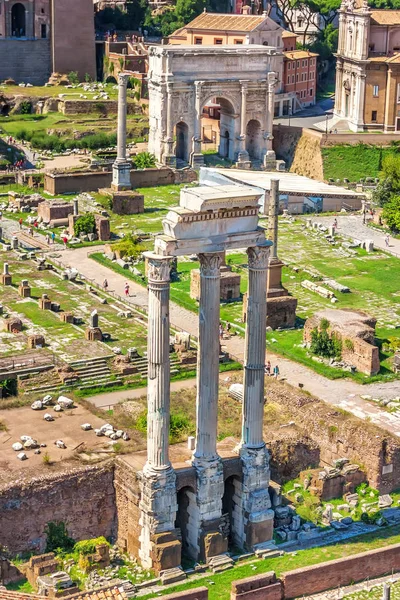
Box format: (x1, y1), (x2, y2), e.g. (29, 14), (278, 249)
(140, 524), (400, 600)
(321, 144), (397, 182)
(6, 579), (34, 593)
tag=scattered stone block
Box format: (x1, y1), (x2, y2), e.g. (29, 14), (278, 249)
(27, 334), (45, 349)
(39, 294), (52, 310)
(18, 280), (31, 298)
(378, 495), (393, 509)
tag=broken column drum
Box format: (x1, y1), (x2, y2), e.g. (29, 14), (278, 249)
(139, 253), (181, 574)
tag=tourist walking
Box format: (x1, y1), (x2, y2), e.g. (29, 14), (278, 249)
(273, 364), (280, 379)
(124, 282), (130, 297)
(385, 234), (390, 247)
(265, 360), (271, 376)
(103, 278), (108, 291)
(19, 217), (23, 229)
(51, 232), (56, 244)
(219, 323), (224, 339)
(62, 236), (68, 248)
(45, 233), (50, 245)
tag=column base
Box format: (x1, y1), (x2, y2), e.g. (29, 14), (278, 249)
(164, 154), (177, 167)
(190, 457), (228, 562)
(234, 445), (274, 550)
(264, 151), (277, 172)
(190, 152), (205, 169)
(139, 466), (181, 573)
(111, 161), (132, 191)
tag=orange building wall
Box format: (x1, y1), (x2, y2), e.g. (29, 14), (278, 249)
(284, 53), (317, 105)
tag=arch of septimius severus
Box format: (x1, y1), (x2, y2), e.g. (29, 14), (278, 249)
(137, 184), (274, 578)
(148, 44), (281, 169)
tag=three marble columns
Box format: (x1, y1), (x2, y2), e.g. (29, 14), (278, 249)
(140, 243), (272, 569)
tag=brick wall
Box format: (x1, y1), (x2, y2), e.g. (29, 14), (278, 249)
(0, 463), (116, 554)
(0, 39), (51, 85)
(44, 167), (176, 195)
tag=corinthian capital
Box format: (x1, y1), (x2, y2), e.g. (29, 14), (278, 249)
(198, 252), (222, 277)
(118, 72), (131, 87)
(247, 245), (269, 270)
(144, 252), (171, 283)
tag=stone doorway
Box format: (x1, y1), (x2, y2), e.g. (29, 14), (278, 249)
(175, 121), (189, 163)
(217, 98), (236, 160)
(12, 3), (26, 37)
(222, 475), (241, 549)
(246, 119), (262, 160)
(175, 486), (196, 561)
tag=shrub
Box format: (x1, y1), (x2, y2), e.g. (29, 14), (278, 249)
(19, 101), (32, 115)
(45, 521), (75, 553)
(133, 151), (156, 169)
(74, 214), (96, 237)
(68, 71), (80, 85)
(310, 325), (342, 359)
(111, 234), (145, 259)
(136, 410), (194, 443)
(0, 378), (17, 397)
(344, 339), (354, 352)
(42, 451), (52, 465)
(74, 536), (109, 556)
(78, 554), (91, 573)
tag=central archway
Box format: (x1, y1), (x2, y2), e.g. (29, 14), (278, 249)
(12, 3), (26, 37)
(175, 121), (189, 163)
(200, 95), (236, 161)
(246, 119), (262, 160)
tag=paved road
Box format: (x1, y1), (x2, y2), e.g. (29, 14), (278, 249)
(317, 214), (400, 257)
(55, 246), (400, 437)
(274, 97), (334, 130)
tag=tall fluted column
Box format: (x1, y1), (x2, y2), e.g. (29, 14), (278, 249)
(189, 252), (227, 563)
(112, 72), (132, 190)
(242, 245), (269, 450)
(232, 244), (274, 551)
(190, 81), (205, 168)
(237, 82), (249, 163)
(264, 72), (277, 169)
(139, 252), (182, 574)
(193, 252), (222, 462)
(268, 178), (279, 260)
(145, 252), (172, 472)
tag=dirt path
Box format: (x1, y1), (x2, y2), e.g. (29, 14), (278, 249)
(56, 246), (400, 437)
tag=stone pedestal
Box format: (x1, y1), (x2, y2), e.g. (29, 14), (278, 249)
(1, 274), (12, 286)
(264, 150), (277, 171)
(39, 295), (52, 310)
(85, 327), (103, 341)
(60, 312), (74, 323)
(111, 162), (132, 191)
(139, 253), (182, 575)
(18, 280), (31, 298)
(28, 335), (45, 349)
(190, 153), (205, 169)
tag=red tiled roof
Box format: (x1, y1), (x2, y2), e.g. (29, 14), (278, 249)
(66, 586), (128, 600)
(0, 590), (45, 600)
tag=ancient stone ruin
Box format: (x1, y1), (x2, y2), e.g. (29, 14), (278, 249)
(304, 308), (380, 376)
(136, 184), (273, 578)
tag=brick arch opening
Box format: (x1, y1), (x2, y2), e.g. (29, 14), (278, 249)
(11, 2), (26, 37)
(175, 485), (196, 560)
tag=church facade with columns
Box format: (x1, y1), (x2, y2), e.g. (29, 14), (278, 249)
(335, 0), (400, 132)
(148, 44), (282, 169)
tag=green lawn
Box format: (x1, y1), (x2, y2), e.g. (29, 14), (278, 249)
(141, 525), (400, 600)
(322, 144), (396, 182)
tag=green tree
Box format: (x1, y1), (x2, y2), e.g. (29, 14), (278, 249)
(380, 154), (400, 191)
(382, 195), (400, 232)
(372, 177), (394, 207)
(74, 214), (96, 237)
(45, 521), (75, 553)
(144, 0), (206, 37)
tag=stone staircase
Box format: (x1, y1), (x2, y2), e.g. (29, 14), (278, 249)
(208, 553), (234, 573)
(254, 541), (284, 560)
(130, 355), (181, 378)
(68, 357), (121, 390)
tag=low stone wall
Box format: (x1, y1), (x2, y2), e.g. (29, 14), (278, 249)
(0, 463), (116, 554)
(59, 100), (140, 115)
(44, 166), (195, 195)
(229, 543), (400, 600)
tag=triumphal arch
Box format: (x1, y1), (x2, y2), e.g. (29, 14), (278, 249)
(138, 184), (274, 578)
(148, 45), (281, 169)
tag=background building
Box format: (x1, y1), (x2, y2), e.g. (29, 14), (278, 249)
(0, 0), (96, 85)
(335, 0), (400, 132)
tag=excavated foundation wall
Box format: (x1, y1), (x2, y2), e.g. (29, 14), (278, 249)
(0, 463), (116, 554)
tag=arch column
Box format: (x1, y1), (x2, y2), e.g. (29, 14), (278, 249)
(164, 82), (177, 166)
(190, 81), (205, 169)
(139, 253), (182, 574)
(237, 81), (251, 166)
(264, 72), (277, 169)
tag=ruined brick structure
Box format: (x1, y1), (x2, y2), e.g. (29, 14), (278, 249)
(37, 200), (73, 225)
(304, 308), (380, 376)
(0, 0), (95, 85)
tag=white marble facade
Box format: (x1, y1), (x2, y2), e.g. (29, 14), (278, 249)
(148, 45), (281, 168)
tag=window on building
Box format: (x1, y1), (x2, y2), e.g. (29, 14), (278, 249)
(41, 23), (46, 38)
(373, 85), (379, 97)
(397, 83), (400, 103)
(297, 60), (300, 67)
(297, 18), (303, 27)
(310, 88), (313, 96)
(372, 110), (377, 122)
(302, 60), (305, 67)
(234, 39), (243, 44)
(287, 75), (290, 84)
(292, 75), (295, 83)
(194, 37), (202, 44)
(296, 74), (299, 82)
(288, 62), (291, 70)
(215, 38), (223, 44)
